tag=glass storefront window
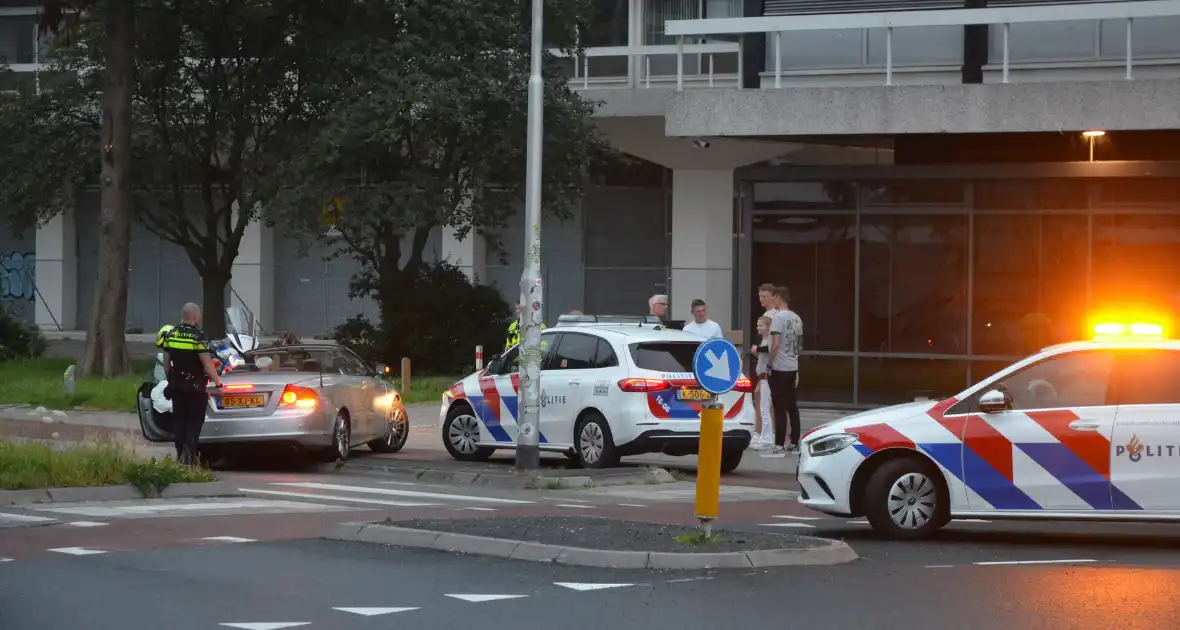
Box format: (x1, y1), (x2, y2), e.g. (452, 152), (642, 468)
(858, 214), (968, 354)
(753, 182), (857, 211)
(857, 358), (968, 406)
(1091, 214), (1180, 316)
(751, 214), (855, 351)
(972, 214), (1089, 356)
(862, 180), (965, 206)
(796, 355), (854, 405)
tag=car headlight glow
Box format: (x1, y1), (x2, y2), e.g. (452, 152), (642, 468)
(807, 433), (858, 457)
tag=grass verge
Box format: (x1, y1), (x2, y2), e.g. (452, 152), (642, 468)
(0, 358), (152, 413)
(390, 374), (460, 405)
(0, 440), (213, 493)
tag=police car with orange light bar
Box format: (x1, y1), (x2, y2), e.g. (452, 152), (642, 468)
(439, 314), (756, 470)
(798, 319), (1180, 539)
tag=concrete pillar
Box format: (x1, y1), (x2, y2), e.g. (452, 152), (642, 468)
(671, 169), (734, 329)
(442, 226), (487, 284)
(33, 211), (76, 330)
(229, 214), (274, 332)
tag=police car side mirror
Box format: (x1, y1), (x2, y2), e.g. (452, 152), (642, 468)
(978, 389), (1012, 413)
(486, 355), (502, 373)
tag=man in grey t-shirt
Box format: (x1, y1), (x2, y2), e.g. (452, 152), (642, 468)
(767, 286), (803, 454)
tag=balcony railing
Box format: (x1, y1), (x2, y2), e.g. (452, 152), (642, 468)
(664, 0), (1180, 89)
(555, 41), (741, 90)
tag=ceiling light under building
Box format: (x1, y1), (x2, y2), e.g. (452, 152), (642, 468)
(1082, 130), (1106, 137)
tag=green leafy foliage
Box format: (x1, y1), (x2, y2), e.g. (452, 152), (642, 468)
(332, 262), (511, 375)
(0, 309), (48, 362)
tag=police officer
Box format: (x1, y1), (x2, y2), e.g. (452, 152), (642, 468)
(159, 303), (222, 466)
(504, 302), (546, 351)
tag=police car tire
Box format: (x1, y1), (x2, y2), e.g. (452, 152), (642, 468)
(719, 447), (744, 474)
(443, 405), (495, 462)
(863, 457), (948, 541)
(574, 413), (619, 469)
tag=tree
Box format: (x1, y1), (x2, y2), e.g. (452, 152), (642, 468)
(2, 0), (347, 343)
(263, 0), (612, 332)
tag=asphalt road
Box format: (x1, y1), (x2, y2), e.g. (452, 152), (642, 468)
(4, 539), (1180, 629)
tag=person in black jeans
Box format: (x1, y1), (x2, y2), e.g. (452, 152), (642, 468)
(161, 303), (222, 465)
(765, 287), (803, 456)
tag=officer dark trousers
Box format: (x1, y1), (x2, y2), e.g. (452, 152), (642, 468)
(170, 390), (207, 464)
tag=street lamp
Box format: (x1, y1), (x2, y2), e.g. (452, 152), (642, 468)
(516, 0), (544, 472)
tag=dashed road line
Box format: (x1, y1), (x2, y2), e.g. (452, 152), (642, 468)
(269, 482), (535, 505)
(0, 513), (56, 524)
(201, 536), (256, 543)
(555, 504), (596, 509)
(618, 503), (646, 507)
(65, 521), (108, 528)
(48, 547), (107, 556)
(239, 488), (437, 508)
(974, 559), (1097, 566)
(459, 507), (498, 512)
(771, 515), (823, 521)
(758, 522), (816, 529)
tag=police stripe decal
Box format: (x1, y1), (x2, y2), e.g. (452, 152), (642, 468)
(1017, 443), (1141, 511)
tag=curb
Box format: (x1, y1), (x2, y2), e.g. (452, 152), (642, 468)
(318, 461), (678, 490)
(324, 522), (859, 569)
(0, 480), (243, 506)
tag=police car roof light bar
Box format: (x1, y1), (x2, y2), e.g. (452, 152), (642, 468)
(555, 314), (662, 327)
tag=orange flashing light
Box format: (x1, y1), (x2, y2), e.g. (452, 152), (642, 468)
(1092, 322), (1165, 341)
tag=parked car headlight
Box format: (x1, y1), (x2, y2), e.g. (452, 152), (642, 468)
(807, 433), (858, 457)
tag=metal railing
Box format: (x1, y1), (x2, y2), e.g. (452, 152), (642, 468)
(664, 0), (1180, 89)
(554, 41), (742, 89)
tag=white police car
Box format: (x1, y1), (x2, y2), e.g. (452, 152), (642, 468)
(798, 320), (1180, 540)
(439, 314), (755, 470)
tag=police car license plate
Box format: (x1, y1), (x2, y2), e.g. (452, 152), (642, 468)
(221, 395), (265, 409)
(677, 388), (711, 401)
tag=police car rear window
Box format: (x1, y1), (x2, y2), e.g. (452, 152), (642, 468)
(629, 342), (700, 372)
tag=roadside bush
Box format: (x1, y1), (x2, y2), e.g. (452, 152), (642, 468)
(0, 308), (47, 362)
(332, 262), (510, 375)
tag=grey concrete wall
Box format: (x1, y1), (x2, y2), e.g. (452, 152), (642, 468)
(665, 78), (1180, 137)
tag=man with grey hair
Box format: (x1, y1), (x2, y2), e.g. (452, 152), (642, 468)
(648, 294), (668, 321)
(160, 303), (222, 465)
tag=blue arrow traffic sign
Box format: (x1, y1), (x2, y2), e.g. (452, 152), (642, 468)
(692, 337), (741, 395)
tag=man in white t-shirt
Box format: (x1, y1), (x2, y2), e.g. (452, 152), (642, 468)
(682, 299), (723, 339)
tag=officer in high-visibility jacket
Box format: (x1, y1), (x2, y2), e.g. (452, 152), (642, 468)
(505, 302), (546, 351)
(159, 303), (222, 466)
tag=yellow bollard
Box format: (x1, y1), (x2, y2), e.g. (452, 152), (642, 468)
(695, 398), (724, 536)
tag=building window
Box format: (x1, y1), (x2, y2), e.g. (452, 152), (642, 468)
(0, 14), (37, 65)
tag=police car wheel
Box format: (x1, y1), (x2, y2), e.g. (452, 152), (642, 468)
(369, 408), (409, 454)
(863, 457), (948, 541)
(574, 413), (618, 469)
(443, 405), (494, 462)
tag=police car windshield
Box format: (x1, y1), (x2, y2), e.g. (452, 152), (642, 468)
(242, 348), (330, 373)
(629, 341), (700, 372)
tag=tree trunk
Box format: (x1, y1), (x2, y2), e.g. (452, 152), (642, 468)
(78, 0), (134, 378)
(201, 270), (229, 339)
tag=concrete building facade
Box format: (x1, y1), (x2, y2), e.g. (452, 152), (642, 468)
(6, 0), (1180, 406)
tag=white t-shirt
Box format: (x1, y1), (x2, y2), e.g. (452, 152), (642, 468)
(683, 319), (724, 339)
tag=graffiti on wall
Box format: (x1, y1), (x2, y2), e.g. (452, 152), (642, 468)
(0, 252), (35, 323)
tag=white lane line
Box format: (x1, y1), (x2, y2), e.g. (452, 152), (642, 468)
(40, 500), (335, 517)
(771, 515), (823, 521)
(240, 488), (437, 508)
(460, 507), (498, 512)
(618, 503), (647, 507)
(219, 623), (311, 629)
(0, 513), (56, 523)
(202, 536), (256, 543)
(555, 504), (596, 509)
(845, 520), (868, 524)
(48, 547), (107, 556)
(957, 519), (992, 524)
(667, 577), (714, 583)
(271, 482), (535, 505)
(551, 498), (592, 503)
(66, 521), (108, 528)
(974, 559), (1097, 566)
(758, 522), (816, 529)
(924, 565), (954, 569)
(0, 558), (12, 562)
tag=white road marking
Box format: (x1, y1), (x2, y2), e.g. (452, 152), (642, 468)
(65, 521), (108, 528)
(445, 594), (528, 603)
(202, 536), (256, 543)
(555, 504), (596, 509)
(555, 582), (634, 591)
(552, 498), (592, 503)
(956, 519), (992, 523)
(845, 520), (868, 524)
(924, 565), (954, 569)
(271, 482), (535, 505)
(240, 488), (437, 508)
(758, 522), (816, 529)
(219, 624), (311, 630)
(48, 547), (106, 556)
(0, 558), (12, 562)
(618, 503), (646, 507)
(333, 607), (419, 616)
(771, 515), (822, 521)
(974, 559), (1097, 566)
(39, 500), (338, 518)
(460, 507), (498, 512)
(667, 577), (714, 583)
(0, 513), (56, 523)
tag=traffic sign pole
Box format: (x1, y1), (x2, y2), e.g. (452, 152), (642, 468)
(695, 396), (723, 536)
(689, 338), (742, 539)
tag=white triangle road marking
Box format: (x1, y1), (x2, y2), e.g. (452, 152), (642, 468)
(333, 607), (419, 616)
(554, 582), (635, 592)
(0, 512), (56, 523)
(218, 623), (311, 629)
(758, 522), (815, 529)
(445, 594), (528, 603)
(48, 547), (106, 556)
(771, 515), (822, 521)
